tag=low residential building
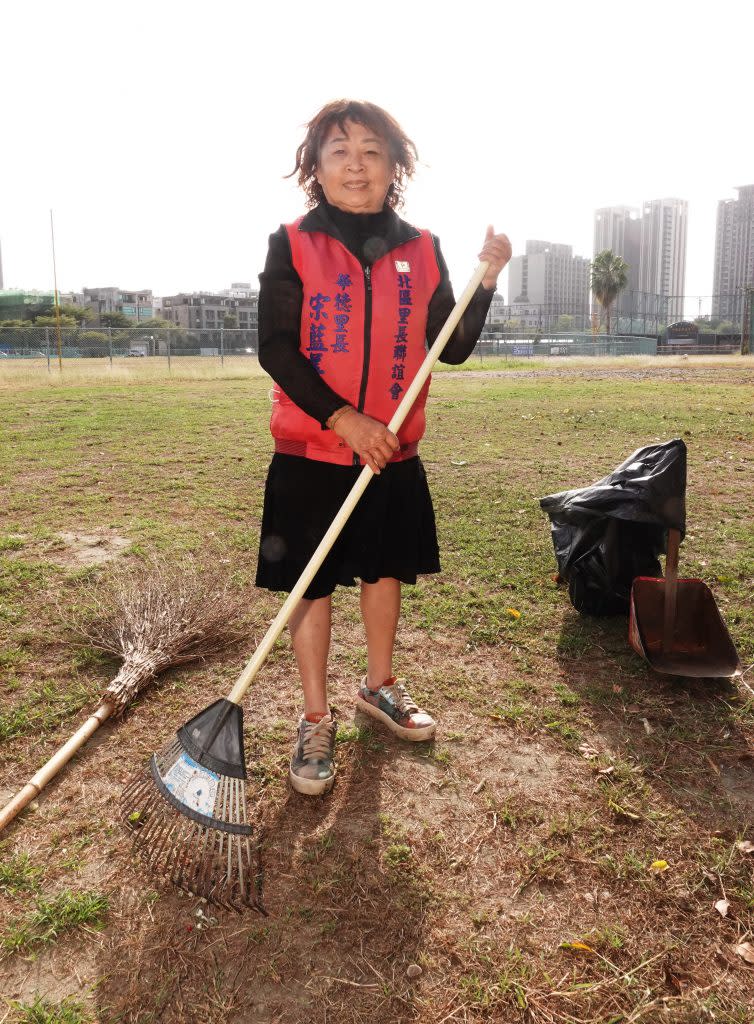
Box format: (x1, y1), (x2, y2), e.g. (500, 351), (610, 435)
(83, 287), (154, 324)
(159, 288), (259, 347)
(484, 293), (542, 331)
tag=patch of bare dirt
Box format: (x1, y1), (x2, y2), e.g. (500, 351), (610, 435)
(2, 529), (132, 568)
(451, 364), (754, 384)
(3, 942), (101, 1007)
(47, 530), (131, 568)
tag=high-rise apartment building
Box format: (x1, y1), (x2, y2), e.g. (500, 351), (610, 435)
(508, 240), (590, 319)
(593, 206), (641, 315)
(638, 198), (688, 321)
(593, 199), (688, 322)
(712, 185), (754, 320)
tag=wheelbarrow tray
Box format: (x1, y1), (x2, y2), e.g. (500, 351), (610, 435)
(629, 576), (741, 677)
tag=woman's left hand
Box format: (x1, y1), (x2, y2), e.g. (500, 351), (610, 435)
(479, 225), (512, 290)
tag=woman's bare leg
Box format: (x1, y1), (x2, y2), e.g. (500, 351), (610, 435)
(360, 577), (401, 688)
(289, 595), (331, 717)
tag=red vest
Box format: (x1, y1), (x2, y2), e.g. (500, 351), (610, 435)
(270, 218), (441, 466)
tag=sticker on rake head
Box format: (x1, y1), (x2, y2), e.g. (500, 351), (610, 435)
(395, 260), (410, 272)
(162, 752), (219, 816)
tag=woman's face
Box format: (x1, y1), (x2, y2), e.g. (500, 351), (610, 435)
(315, 120), (394, 214)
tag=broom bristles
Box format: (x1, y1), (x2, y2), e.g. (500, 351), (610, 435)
(121, 737), (265, 914)
(65, 554), (252, 715)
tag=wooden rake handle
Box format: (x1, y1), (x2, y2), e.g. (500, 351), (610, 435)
(662, 527), (680, 654)
(226, 260), (490, 705)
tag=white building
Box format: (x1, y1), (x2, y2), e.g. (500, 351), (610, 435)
(222, 282), (256, 299)
(508, 241), (590, 322)
(638, 198), (688, 322)
(712, 185), (754, 320)
(593, 206), (641, 315)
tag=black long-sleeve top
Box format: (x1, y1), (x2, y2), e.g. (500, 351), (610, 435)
(258, 200), (494, 426)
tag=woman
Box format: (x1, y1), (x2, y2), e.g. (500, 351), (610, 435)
(257, 99), (511, 796)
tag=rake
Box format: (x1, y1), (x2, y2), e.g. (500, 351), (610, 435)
(0, 556), (248, 835)
(120, 260), (490, 912)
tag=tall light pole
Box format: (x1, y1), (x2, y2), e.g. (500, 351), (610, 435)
(50, 210), (63, 371)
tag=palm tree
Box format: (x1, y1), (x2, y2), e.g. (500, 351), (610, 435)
(591, 250), (629, 337)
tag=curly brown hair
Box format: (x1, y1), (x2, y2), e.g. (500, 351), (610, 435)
(287, 99), (418, 210)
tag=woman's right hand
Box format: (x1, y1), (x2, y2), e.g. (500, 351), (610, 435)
(333, 409), (399, 474)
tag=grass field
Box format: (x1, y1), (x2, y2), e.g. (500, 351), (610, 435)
(1, 357), (753, 1024)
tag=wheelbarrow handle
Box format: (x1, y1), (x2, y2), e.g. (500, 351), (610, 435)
(662, 528), (680, 654)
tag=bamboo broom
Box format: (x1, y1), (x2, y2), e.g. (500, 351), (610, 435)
(0, 556), (250, 834)
(120, 261), (490, 913)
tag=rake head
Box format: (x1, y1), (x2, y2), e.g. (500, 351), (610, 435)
(121, 699), (265, 914)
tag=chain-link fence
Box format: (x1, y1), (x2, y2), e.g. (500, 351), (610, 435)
(468, 334), (742, 358)
(0, 326), (262, 370)
(0, 325), (258, 362)
(0, 325), (746, 370)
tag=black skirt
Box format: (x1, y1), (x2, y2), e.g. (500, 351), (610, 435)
(255, 453), (441, 600)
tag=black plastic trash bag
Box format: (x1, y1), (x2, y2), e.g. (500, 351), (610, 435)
(540, 439), (687, 616)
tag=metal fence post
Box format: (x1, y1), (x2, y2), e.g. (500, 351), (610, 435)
(167, 331), (171, 371)
(108, 327), (113, 368)
(45, 328), (51, 372)
(220, 326), (224, 366)
(741, 287), (752, 356)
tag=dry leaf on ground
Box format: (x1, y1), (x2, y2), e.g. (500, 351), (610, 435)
(560, 941), (595, 953)
(578, 743), (600, 760)
(733, 942), (754, 964)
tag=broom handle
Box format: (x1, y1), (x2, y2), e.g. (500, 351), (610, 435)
(662, 527), (680, 654)
(0, 701), (115, 834)
(227, 260), (490, 705)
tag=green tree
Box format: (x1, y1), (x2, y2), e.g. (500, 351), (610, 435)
(37, 303), (93, 325)
(693, 317), (717, 334)
(591, 250), (628, 337)
(223, 313), (238, 329)
(100, 311), (133, 328)
(137, 317), (177, 330)
(33, 314), (79, 329)
(554, 314), (575, 333)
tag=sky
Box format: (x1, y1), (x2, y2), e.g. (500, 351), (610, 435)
(2, 0), (753, 313)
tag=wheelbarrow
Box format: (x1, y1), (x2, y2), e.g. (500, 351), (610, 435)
(629, 529), (741, 678)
